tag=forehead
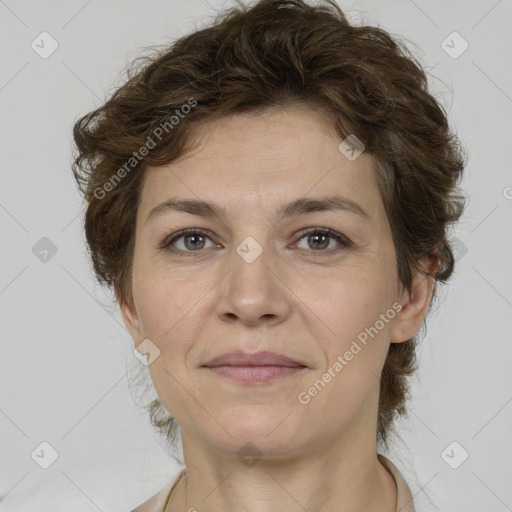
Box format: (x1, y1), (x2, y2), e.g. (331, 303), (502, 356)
(138, 106), (382, 225)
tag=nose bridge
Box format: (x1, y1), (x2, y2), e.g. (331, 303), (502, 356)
(230, 233), (274, 302)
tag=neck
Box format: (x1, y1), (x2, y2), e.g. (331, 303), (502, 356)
(168, 416), (397, 512)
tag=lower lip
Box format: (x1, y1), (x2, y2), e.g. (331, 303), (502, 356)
(204, 365), (306, 383)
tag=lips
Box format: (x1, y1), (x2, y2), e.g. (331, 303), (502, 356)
(202, 350), (308, 384)
(202, 350), (307, 368)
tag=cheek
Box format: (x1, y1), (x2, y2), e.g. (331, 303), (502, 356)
(299, 266), (392, 341)
(304, 273), (395, 408)
(134, 274), (205, 421)
(295, 279), (393, 430)
(133, 256), (197, 327)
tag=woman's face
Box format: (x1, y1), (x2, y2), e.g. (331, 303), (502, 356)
(120, 105), (421, 459)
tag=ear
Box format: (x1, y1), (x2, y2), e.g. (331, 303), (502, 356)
(390, 253), (439, 344)
(115, 285), (142, 344)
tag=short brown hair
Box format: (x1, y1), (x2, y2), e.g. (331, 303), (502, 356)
(72, 0), (466, 450)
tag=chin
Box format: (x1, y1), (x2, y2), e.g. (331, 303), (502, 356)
(206, 407), (303, 457)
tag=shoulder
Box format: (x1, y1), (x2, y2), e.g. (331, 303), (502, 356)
(131, 471), (184, 512)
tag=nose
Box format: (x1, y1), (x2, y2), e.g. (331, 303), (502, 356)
(215, 238), (292, 328)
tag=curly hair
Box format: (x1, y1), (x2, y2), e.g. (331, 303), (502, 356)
(72, 0), (466, 450)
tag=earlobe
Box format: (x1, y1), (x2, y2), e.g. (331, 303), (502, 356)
(390, 254), (439, 344)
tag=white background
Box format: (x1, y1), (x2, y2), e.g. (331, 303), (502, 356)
(0, 1), (511, 511)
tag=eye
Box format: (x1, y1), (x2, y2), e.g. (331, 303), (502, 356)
(159, 227), (351, 255)
(294, 228), (351, 253)
(160, 228), (218, 253)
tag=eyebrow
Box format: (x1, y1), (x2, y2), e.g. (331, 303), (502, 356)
(146, 194), (370, 225)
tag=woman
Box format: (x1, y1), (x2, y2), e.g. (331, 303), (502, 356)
(72, 0), (466, 510)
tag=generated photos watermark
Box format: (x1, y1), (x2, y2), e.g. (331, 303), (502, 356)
(298, 301), (402, 405)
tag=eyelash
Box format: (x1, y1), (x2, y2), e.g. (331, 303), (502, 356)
(159, 227), (351, 256)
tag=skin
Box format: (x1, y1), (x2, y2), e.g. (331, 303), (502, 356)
(119, 105), (437, 512)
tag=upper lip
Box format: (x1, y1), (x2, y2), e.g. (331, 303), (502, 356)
(202, 350), (307, 368)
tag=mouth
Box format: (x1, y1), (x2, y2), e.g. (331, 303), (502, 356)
(204, 365), (307, 383)
(202, 350), (308, 384)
